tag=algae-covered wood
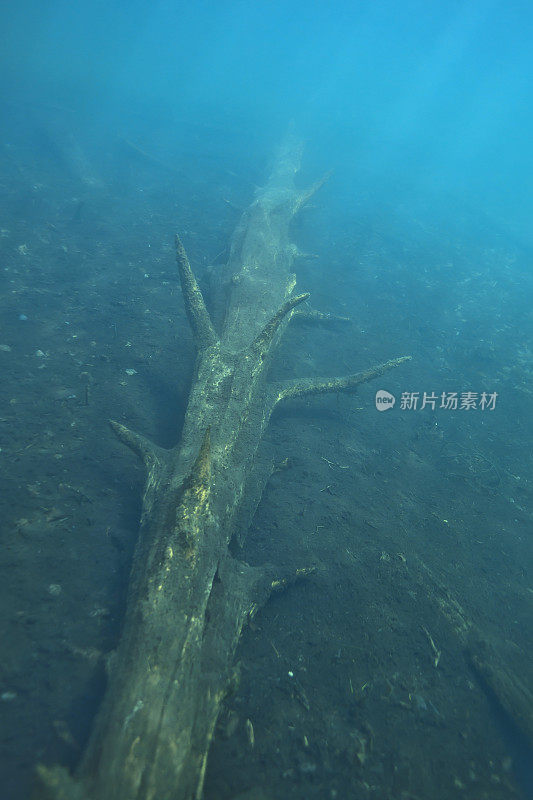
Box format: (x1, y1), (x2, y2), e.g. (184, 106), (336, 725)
(38, 136), (409, 800)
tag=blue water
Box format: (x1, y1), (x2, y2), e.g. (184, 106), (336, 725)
(1, 2), (532, 799)
(3, 1), (533, 236)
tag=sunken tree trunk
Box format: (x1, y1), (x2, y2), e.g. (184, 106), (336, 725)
(38, 136), (409, 800)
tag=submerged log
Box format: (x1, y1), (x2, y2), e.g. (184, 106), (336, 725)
(37, 136), (410, 800)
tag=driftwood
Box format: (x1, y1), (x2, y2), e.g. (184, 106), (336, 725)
(37, 136), (409, 800)
(415, 558), (533, 751)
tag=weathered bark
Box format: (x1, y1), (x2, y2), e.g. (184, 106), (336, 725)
(37, 136), (410, 800)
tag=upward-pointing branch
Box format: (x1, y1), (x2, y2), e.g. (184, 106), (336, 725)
(175, 234), (218, 349)
(250, 293), (310, 360)
(293, 171), (333, 213)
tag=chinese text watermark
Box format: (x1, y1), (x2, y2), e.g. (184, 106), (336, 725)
(375, 390), (498, 412)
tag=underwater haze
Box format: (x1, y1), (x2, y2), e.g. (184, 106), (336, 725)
(1, 2), (532, 799)
(3, 0), (533, 235)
